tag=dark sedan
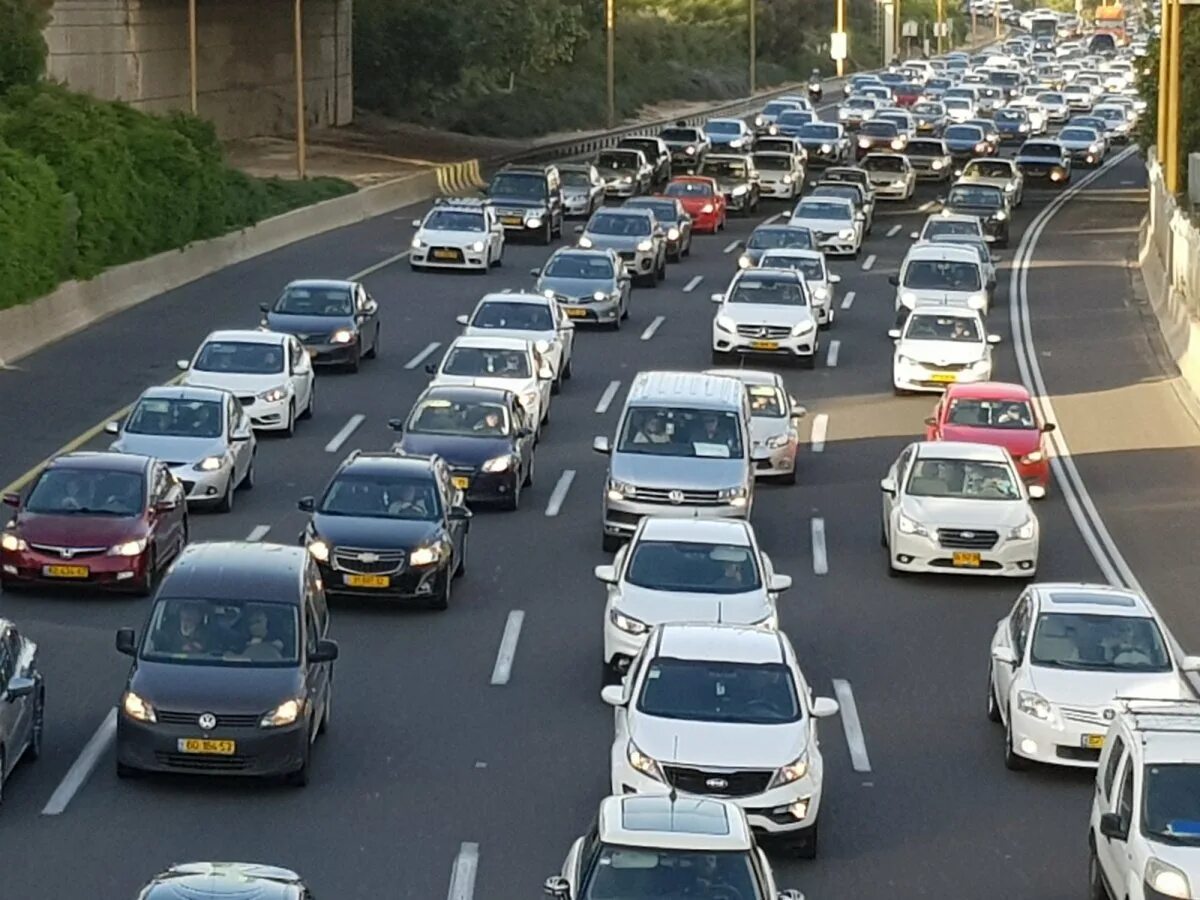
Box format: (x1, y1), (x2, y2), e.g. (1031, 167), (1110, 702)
(1057, 125), (1107, 167)
(699, 155), (760, 215)
(624, 196), (693, 261)
(941, 183), (1011, 246)
(260, 279), (380, 371)
(0, 618), (44, 801)
(992, 107), (1033, 143)
(1014, 139), (1073, 185)
(390, 385), (535, 510)
(942, 124), (991, 170)
(911, 101), (948, 135)
(658, 124), (709, 173)
(796, 123), (850, 166)
(855, 120), (906, 158)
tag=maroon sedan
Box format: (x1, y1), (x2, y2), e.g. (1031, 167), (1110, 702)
(1, 452), (188, 595)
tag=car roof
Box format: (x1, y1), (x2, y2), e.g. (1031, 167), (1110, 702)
(914, 439), (1010, 462)
(798, 195), (853, 208)
(477, 292), (552, 307)
(654, 623), (786, 665)
(905, 244), (981, 262)
(636, 517), (755, 545)
(145, 862), (301, 900)
(203, 329), (289, 345)
(418, 383), (514, 405)
(1029, 582), (1152, 617)
(703, 368), (783, 389)
(49, 451), (151, 474)
(944, 381), (1030, 402)
(136, 385), (235, 404)
(283, 278), (355, 291)
(159, 543), (308, 603)
(597, 795), (753, 852)
(757, 247), (824, 261)
(924, 212), (981, 227)
(447, 335), (533, 351)
(341, 451), (438, 477)
(595, 206), (654, 219)
(908, 305), (982, 322)
(706, 117), (744, 125)
(627, 370), (747, 408)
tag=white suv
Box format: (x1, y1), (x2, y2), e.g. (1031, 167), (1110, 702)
(603, 623), (839, 858)
(1088, 700), (1200, 900)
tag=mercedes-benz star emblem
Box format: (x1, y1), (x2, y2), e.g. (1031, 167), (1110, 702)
(198, 713), (217, 730)
(705, 777), (729, 790)
(667, 490), (685, 505)
(758, 327), (770, 338)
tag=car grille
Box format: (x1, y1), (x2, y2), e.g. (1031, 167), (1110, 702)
(921, 361), (970, 371)
(155, 752), (251, 771)
(296, 333), (325, 345)
(663, 765), (773, 797)
(736, 324), (792, 339)
(179, 480), (197, 493)
(937, 528), (999, 550)
(28, 543), (106, 559)
(1060, 705), (1109, 727)
(617, 250), (636, 261)
(156, 710), (262, 728)
(238, 395), (256, 406)
(631, 487), (723, 506)
(495, 208), (526, 218)
(332, 547), (407, 575)
(815, 231), (839, 241)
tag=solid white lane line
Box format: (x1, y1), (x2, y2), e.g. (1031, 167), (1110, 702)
(490, 611), (525, 685)
(405, 341), (441, 370)
(811, 517), (829, 575)
(545, 470), (576, 517)
(840, 290), (856, 310)
(349, 250), (411, 280)
(246, 525), (271, 542)
(825, 340), (841, 368)
(832, 679), (873, 772)
(723, 240), (740, 254)
(683, 275), (704, 293)
(887, 224), (903, 238)
(447, 842), (481, 900)
(42, 709), (116, 815)
(861, 254), (877, 271)
(810, 413), (828, 452)
(918, 200), (935, 212)
(595, 380), (622, 414)
(640, 316), (665, 341)
(324, 413), (365, 453)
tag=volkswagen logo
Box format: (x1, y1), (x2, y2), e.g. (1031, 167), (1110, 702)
(961, 531), (975, 539)
(1103, 708), (1115, 721)
(705, 777), (729, 790)
(667, 490), (685, 505)
(198, 713), (217, 730)
(358, 552), (380, 563)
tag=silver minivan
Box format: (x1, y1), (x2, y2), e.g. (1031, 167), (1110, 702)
(593, 371), (754, 552)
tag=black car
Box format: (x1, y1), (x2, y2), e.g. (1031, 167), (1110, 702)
(114, 542), (337, 785)
(942, 124), (990, 169)
(0, 618), (43, 801)
(855, 120), (905, 158)
(796, 123), (850, 166)
(617, 136), (672, 185)
(658, 123), (709, 173)
(623, 196), (693, 261)
(260, 279), (380, 371)
(941, 183), (1011, 246)
(390, 385), (536, 510)
(137, 862), (311, 900)
(486, 164), (564, 244)
(299, 452), (470, 609)
(1014, 139), (1073, 185)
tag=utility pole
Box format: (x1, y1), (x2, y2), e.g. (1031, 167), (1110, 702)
(1164, 0), (1181, 193)
(936, 0), (945, 53)
(294, 0), (306, 179)
(894, 0), (901, 61)
(749, 0), (757, 93)
(836, 0), (846, 77)
(606, 0), (615, 127)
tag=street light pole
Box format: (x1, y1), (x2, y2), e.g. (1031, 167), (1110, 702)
(936, 0), (944, 53)
(836, 0), (845, 77)
(1157, 0), (1171, 166)
(293, 0), (306, 180)
(606, 0), (615, 127)
(1164, 0), (1181, 193)
(749, 0), (757, 93)
(188, 0), (198, 115)
(894, 0), (901, 61)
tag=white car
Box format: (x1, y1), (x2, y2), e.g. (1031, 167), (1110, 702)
(456, 292), (575, 394)
(838, 96), (881, 127)
(891, 244), (991, 314)
(753, 151), (805, 200)
(757, 248), (840, 328)
(410, 199), (505, 271)
(860, 153), (916, 200)
(1009, 97), (1049, 133)
(910, 212), (987, 244)
(958, 158), (1025, 207)
(1092, 103), (1135, 141)
(880, 440), (1041, 578)
(788, 196), (863, 257)
(177, 329), (315, 435)
(107, 385), (256, 512)
(595, 517), (789, 681)
(989, 583), (1200, 770)
(943, 96), (976, 124)
(922, 235), (999, 295)
(705, 369), (806, 480)
(427, 335), (553, 428)
(711, 268), (819, 368)
(603, 623), (839, 857)
(890, 306), (1000, 393)
(1036, 91), (1070, 122)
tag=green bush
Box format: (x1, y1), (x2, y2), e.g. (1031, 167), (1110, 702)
(0, 0), (51, 94)
(0, 137), (69, 310)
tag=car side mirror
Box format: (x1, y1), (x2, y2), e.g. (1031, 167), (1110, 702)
(544, 875), (571, 899)
(594, 564), (617, 584)
(991, 645), (1018, 666)
(176, 359), (190, 371)
(309, 638), (339, 664)
(593, 436), (612, 455)
(887, 328), (902, 340)
(115, 628), (137, 657)
(424, 363), (437, 375)
(387, 418), (405, 432)
(829, 274), (842, 283)
(155, 497), (179, 513)
(769, 574), (792, 592)
(888, 275), (900, 286)
(988, 278), (997, 290)
(529, 268), (541, 277)
(4, 675), (35, 700)
(855, 211), (866, 220)
(2, 492), (19, 508)
(259, 302), (271, 313)
(448, 506), (473, 522)
(1028, 484), (1047, 500)
(993, 254), (1004, 262)
(105, 421), (121, 435)
(987, 333), (1002, 344)
(456, 314), (470, 325)
(1099, 812), (1129, 841)
(538, 365), (554, 380)
(909, 231), (919, 239)
(778, 891), (805, 900)
(880, 477), (897, 494)
(710, 293), (724, 303)
(1041, 422), (1057, 433)
(517, 427), (534, 438)
(600, 685), (626, 707)
(231, 428), (252, 442)
(411, 219), (422, 228)
(924, 416), (938, 427)
(1180, 654), (1200, 672)
(573, 225), (584, 234)
(810, 697), (839, 718)
(791, 402), (807, 419)
(298, 496), (316, 512)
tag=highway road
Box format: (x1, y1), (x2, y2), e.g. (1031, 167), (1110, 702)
(0, 111), (1193, 900)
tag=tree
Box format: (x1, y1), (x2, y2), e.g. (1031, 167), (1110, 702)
(0, 0), (52, 94)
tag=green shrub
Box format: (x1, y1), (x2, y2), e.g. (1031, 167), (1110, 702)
(0, 137), (69, 310)
(0, 0), (52, 94)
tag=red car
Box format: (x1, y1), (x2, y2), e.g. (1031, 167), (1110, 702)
(663, 176), (727, 233)
(894, 83), (924, 107)
(924, 382), (1055, 488)
(1, 452), (188, 595)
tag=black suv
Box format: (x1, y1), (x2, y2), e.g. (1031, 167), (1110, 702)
(486, 164), (564, 244)
(298, 452), (470, 609)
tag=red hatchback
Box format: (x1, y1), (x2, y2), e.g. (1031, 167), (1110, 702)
(1, 452), (188, 595)
(924, 382), (1055, 488)
(663, 176), (727, 233)
(894, 83), (924, 107)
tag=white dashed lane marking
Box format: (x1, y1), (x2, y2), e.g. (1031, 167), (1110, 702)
(887, 224), (903, 237)
(246, 525), (271, 542)
(811, 517), (829, 575)
(640, 316), (665, 341)
(832, 679), (873, 772)
(325, 413), (365, 453)
(545, 470), (576, 517)
(723, 240), (740, 254)
(861, 254), (877, 271)
(447, 842), (481, 900)
(810, 413), (829, 452)
(841, 290), (856, 310)
(405, 342), (441, 370)
(595, 380), (621, 414)
(826, 340), (841, 368)
(683, 275), (704, 293)
(490, 611), (526, 686)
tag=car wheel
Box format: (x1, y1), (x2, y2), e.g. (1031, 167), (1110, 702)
(986, 667), (1002, 723)
(655, 256), (666, 282)
(780, 456), (797, 485)
(286, 743), (311, 787)
(301, 385), (315, 420)
(216, 474), (235, 513)
(523, 453), (535, 488)
(364, 326), (379, 359)
(24, 687), (44, 762)
(454, 536), (468, 578)
(1088, 844), (1109, 900)
(601, 660), (622, 688)
(800, 353), (816, 370)
(551, 370), (563, 396)
(284, 402), (296, 437)
(1004, 707), (1030, 770)
(428, 570), (451, 610)
(542, 221), (553, 245)
(610, 306), (622, 331)
(602, 533), (624, 553)
(134, 550), (158, 597)
(347, 348), (361, 373)
(318, 687), (331, 735)
(683, 235), (692, 257)
(564, 354), (574, 379)
(241, 452), (256, 490)
(504, 476), (522, 511)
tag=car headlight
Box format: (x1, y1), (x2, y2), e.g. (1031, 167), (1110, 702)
(715, 314), (736, 332)
(611, 608), (650, 636)
(481, 454), (514, 473)
(1005, 182), (1016, 192)
(593, 290), (610, 302)
(109, 538), (148, 557)
(1090, 143), (1102, 153)
(686, 146), (696, 155)
(194, 455), (224, 472)
(627, 740), (664, 781)
(258, 386), (289, 403)
(470, 240), (485, 252)
(782, 174), (794, 184)
(821, 143), (833, 153)
(1017, 690), (1054, 720)
(768, 753), (810, 788)
(732, 185), (748, 197)
(527, 216), (544, 228)
(968, 292), (988, 309)
(410, 542), (448, 567)
(737, 254), (752, 269)
(931, 159), (945, 169)
(701, 202), (715, 213)
(858, 138), (871, 148)
(1, 533), (27, 552)
(897, 513), (929, 536)
(813, 287), (829, 300)
(260, 698), (305, 728)
(578, 236), (594, 248)
(619, 176), (633, 185)
(765, 433), (792, 449)
(993, 210), (1007, 221)
(1019, 123), (1029, 131)
(306, 539), (330, 562)
(330, 327), (355, 344)
(754, 115), (765, 126)
(791, 320), (816, 336)
(900, 290), (919, 306)
(1009, 518), (1036, 540)
(122, 690), (156, 723)
(667, 227), (680, 241)
(891, 138), (905, 150)
(839, 228), (855, 239)
(606, 479), (636, 502)
(1145, 859), (1191, 900)
(636, 240), (653, 252)
(1021, 451), (1044, 464)
(411, 237), (424, 249)
(717, 485), (749, 508)
(519, 389), (540, 412)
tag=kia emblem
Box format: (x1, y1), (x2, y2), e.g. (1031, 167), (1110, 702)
(668, 490), (685, 505)
(705, 777), (729, 790)
(198, 713), (217, 730)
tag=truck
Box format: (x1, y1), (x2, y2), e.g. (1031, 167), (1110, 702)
(1092, 3), (1127, 47)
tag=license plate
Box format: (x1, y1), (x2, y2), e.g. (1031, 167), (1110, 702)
(930, 372), (957, 383)
(177, 738), (236, 755)
(43, 564), (89, 578)
(501, 216), (523, 226)
(344, 573), (390, 588)
(952, 552), (981, 567)
(1082, 734), (1105, 749)
(750, 340), (779, 350)
(452, 476), (470, 490)
(564, 307), (588, 319)
(307, 348), (318, 357)
(432, 249), (459, 260)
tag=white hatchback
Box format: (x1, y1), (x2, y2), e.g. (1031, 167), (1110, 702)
(427, 335), (554, 429)
(456, 292), (575, 394)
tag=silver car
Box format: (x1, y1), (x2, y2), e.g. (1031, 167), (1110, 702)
(576, 207), (666, 287)
(756, 248), (841, 328)
(533, 247), (632, 330)
(704, 369), (807, 483)
(559, 163), (605, 217)
(107, 386), (256, 512)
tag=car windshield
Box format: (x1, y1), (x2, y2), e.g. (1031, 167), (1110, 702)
(846, 98), (877, 109)
(318, 471), (440, 520)
(598, 151), (639, 170)
(945, 126), (984, 141)
(702, 159), (747, 179)
(810, 186), (858, 205)
(1144, 765), (1200, 845)
(994, 109), (1026, 123)
(1038, 93), (1064, 104)
(1021, 142), (1063, 158)
(620, 141), (657, 158)
(625, 540), (762, 593)
(728, 277), (808, 305)
(946, 397), (1034, 428)
(908, 141), (946, 156)
(864, 155), (906, 172)
(861, 121), (898, 136)
(749, 227), (813, 248)
(704, 121), (740, 134)
(777, 111), (814, 125)
(1060, 128), (1099, 142)
(140, 598), (300, 667)
(617, 407), (744, 458)
(945, 98), (973, 111)
(489, 173), (547, 199)
(626, 200), (677, 221)
(800, 124), (840, 139)
(665, 180), (713, 198)
(763, 101), (797, 116)
(545, 253), (614, 279)
(914, 103), (944, 116)
(905, 311), (982, 340)
(561, 170), (594, 187)
(580, 845), (759, 900)
(760, 254), (823, 281)
(442, 347), (531, 378)
(25, 468), (145, 516)
(637, 657), (801, 724)
(471, 301), (554, 332)
(931, 235), (987, 260)
(408, 398), (511, 437)
(747, 384), (787, 418)
(965, 160), (1013, 178)
(1094, 108), (1124, 121)
(1030, 613), (1171, 672)
(660, 128), (700, 142)
(949, 186), (1003, 208)
(904, 260), (982, 291)
(274, 285), (353, 316)
(192, 341), (285, 374)
(589, 213), (651, 236)
(126, 398), (223, 439)
(424, 210), (485, 232)
(753, 154), (793, 170)
(906, 457), (1020, 499)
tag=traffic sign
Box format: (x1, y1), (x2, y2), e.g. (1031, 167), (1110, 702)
(902, 19), (920, 36)
(830, 31), (848, 60)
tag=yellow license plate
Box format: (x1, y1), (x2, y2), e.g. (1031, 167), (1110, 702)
(564, 307), (588, 318)
(452, 476), (470, 489)
(501, 216), (523, 226)
(177, 738), (236, 755)
(750, 340), (779, 350)
(952, 552), (981, 567)
(432, 249), (459, 259)
(345, 573), (390, 588)
(1083, 734), (1105, 749)
(930, 372), (957, 383)
(43, 565), (89, 578)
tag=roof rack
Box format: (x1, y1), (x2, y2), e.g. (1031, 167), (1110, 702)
(1113, 698), (1200, 736)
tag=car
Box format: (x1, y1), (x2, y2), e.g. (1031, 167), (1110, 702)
(1057, 125), (1107, 166)
(624, 196), (694, 261)
(1066, 115), (1112, 147)
(533, 247), (632, 328)
(958, 158), (1025, 207)
(700, 154), (761, 215)
(924, 233), (1000, 292)
(736, 223), (816, 269)
(941, 182), (1011, 246)
(910, 211), (987, 244)
(114, 542), (337, 783)
(594, 518), (787, 682)
(881, 440), (1040, 577)
(1009, 96), (1050, 133)
(796, 122), (851, 166)
(924, 382), (1055, 488)
(838, 95), (882, 128)
(877, 108), (918, 139)
(754, 98), (804, 133)
(662, 175), (727, 233)
(1063, 82), (1095, 112)
(485, 164), (564, 244)
(177, 329), (315, 435)
(1014, 139), (1073, 184)
(991, 585), (1200, 770)
(1, 452), (188, 595)
(855, 119), (907, 158)
(890, 306), (1000, 394)
(974, 85), (1006, 115)
(703, 117), (755, 151)
(427, 335), (554, 429)
(893, 81), (924, 107)
(596, 147), (653, 198)
(963, 117), (1002, 153)
(389, 385), (536, 510)
(299, 452), (470, 607)
(774, 109), (817, 138)
(756, 248), (840, 328)
(408, 199), (505, 273)
(558, 162), (606, 218)
(752, 135), (806, 160)
(258, 279), (381, 369)
(943, 95), (977, 124)
(455, 292), (575, 393)
(923, 77), (956, 99)
(861, 152), (916, 200)
(616, 136), (672, 185)
(577, 207), (667, 287)
(858, 84), (894, 104)
(808, 181), (874, 236)
(906, 137), (954, 180)
(752, 150), (805, 200)
(789, 196), (862, 257)
(1035, 90), (1070, 121)
(943, 124), (992, 173)
(992, 107), (1033, 142)
(135, 863), (312, 900)
(817, 166), (877, 216)
(844, 73), (882, 97)
(912, 100), (949, 134)
(0, 618), (44, 800)
(704, 368), (807, 480)
(891, 243), (992, 317)
(107, 386), (256, 512)
(543, 794), (804, 900)
(658, 122), (711, 173)
(711, 268), (819, 367)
